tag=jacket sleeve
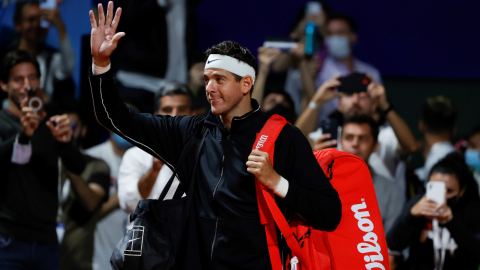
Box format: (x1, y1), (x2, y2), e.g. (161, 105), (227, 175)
(88, 69), (202, 170)
(444, 200), (480, 256)
(275, 125), (341, 231)
(386, 194), (424, 252)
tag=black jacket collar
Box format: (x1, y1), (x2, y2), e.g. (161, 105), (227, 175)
(204, 99), (263, 134)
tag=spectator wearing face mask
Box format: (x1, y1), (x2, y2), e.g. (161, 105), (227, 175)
(83, 99), (140, 270)
(340, 115), (405, 236)
(296, 75), (417, 194)
(415, 96), (457, 182)
(465, 124), (480, 194)
(58, 100), (110, 270)
(315, 13), (382, 123)
(387, 153), (480, 270)
(118, 82), (194, 229)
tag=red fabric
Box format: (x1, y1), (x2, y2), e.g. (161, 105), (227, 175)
(254, 115), (390, 270)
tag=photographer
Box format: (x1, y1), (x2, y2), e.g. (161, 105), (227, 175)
(0, 50), (85, 269)
(387, 153), (480, 270)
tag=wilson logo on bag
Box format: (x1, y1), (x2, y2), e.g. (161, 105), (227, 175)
(254, 114), (390, 270)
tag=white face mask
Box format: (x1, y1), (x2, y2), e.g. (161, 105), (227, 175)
(325, 35), (351, 59)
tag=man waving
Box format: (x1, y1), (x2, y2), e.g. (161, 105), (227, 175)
(88, 2), (341, 269)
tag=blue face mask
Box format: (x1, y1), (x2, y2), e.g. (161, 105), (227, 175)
(112, 133), (134, 150)
(465, 149), (480, 173)
(325, 35), (351, 60)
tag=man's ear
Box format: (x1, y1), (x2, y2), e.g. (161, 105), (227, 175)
(0, 81), (7, 93)
(242, 76), (253, 96)
(81, 126), (87, 138)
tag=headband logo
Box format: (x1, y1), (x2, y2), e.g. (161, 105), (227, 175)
(207, 59), (220, 64)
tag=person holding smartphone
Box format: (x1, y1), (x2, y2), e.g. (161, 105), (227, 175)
(0, 50), (85, 270)
(387, 153), (480, 270)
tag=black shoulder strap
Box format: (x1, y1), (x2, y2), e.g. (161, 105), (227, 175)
(158, 124), (207, 201)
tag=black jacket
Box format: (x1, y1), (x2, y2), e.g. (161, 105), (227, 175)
(88, 70), (341, 269)
(387, 193), (480, 270)
(0, 109), (86, 245)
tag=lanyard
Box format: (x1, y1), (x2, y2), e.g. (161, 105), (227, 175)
(432, 220), (450, 270)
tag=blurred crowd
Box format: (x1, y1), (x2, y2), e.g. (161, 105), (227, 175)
(0, 1), (479, 270)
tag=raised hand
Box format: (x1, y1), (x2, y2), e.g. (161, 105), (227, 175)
(89, 1), (124, 67)
(46, 114), (73, 143)
(310, 75), (342, 106)
(257, 47), (281, 69)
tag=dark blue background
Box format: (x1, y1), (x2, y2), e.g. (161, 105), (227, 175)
(196, 0), (480, 79)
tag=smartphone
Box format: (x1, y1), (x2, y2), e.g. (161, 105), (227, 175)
(306, 2), (322, 15)
(426, 181), (445, 205)
(337, 73), (370, 94)
(39, 0), (56, 29)
(263, 40), (297, 53)
(320, 118), (338, 146)
(27, 87), (44, 116)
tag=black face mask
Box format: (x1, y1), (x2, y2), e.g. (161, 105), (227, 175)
(447, 196), (460, 210)
(263, 103), (296, 123)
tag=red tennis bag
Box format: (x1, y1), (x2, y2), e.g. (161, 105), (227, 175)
(254, 115), (390, 270)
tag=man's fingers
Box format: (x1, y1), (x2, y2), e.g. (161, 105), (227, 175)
(313, 140), (337, 151)
(98, 3), (105, 26)
(111, 7), (122, 30)
(105, 1), (113, 26)
(89, 10), (97, 28)
(112, 32), (125, 47)
(316, 133), (331, 143)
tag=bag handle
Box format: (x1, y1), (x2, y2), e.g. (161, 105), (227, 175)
(158, 124), (207, 201)
(254, 115), (309, 270)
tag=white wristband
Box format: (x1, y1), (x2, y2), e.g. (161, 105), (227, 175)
(274, 176), (289, 199)
(92, 63), (111, 75)
(309, 101), (318, 110)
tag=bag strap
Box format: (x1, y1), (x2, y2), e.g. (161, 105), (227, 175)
(253, 115), (309, 270)
(158, 123), (207, 201)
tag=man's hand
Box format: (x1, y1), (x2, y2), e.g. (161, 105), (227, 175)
(20, 99), (41, 137)
(410, 195), (441, 219)
(40, 9), (65, 30)
(46, 114), (72, 143)
(313, 133), (337, 151)
(257, 47), (281, 70)
(89, 1), (124, 67)
(366, 75), (389, 111)
(310, 75), (341, 106)
(246, 149), (280, 191)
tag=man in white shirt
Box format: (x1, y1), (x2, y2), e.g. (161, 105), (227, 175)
(118, 82), (194, 229)
(415, 96), (457, 181)
(296, 75), (417, 193)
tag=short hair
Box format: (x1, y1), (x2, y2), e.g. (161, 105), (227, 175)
(0, 49), (40, 83)
(204, 41), (258, 94)
(343, 114), (379, 143)
(14, 1), (38, 26)
(422, 96), (457, 133)
(154, 82), (193, 112)
(327, 13), (358, 33)
(429, 152), (479, 200)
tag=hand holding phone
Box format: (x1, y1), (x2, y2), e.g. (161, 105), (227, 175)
(426, 181), (446, 216)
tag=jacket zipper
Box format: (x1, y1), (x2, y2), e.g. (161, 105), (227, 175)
(210, 217), (219, 260)
(211, 134), (229, 261)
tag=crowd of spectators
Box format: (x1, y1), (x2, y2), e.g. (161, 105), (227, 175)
(0, 1), (479, 270)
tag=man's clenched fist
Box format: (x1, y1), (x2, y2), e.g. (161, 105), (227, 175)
(246, 149), (280, 191)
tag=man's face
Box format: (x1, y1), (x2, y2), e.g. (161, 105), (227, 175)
(338, 92), (376, 118)
(157, 95), (192, 116)
(467, 133), (480, 150)
(204, 68), (245, 116)
(326, 19), (356, 46)
(0, 62), (40, 108)
(15, 3), (43, 43)
(341, 123), (376, 162)
(262, 93), (290, 112)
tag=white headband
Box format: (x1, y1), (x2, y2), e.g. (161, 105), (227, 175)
(204, 54), (256, 84)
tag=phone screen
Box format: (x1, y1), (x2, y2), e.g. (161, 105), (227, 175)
(320, 118), (338, 146)
(39, 0), (56, 28)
